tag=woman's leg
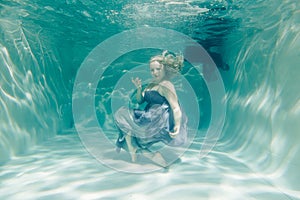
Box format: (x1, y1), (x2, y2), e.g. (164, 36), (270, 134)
(125, 133), (137, 162)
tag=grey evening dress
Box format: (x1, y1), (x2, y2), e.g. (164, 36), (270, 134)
(114, 90), (188, 151)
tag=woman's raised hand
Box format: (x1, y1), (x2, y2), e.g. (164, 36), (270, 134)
(131, 77), (142, 89)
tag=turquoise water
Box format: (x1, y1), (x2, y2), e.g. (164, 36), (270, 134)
(1, 0), (300, 199)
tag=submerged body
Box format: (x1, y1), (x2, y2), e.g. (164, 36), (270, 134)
(115, 89), (188, 150)
(114, 51), (187, 166)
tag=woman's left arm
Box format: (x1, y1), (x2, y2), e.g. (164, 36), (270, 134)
(159, 82), (182, 138)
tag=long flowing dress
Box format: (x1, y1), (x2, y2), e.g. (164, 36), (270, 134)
(114, 90), (188, 151)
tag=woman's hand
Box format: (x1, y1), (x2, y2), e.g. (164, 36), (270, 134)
(131, 77), (142, 89)
(169, 125), (180, 138)
(132, 77), (144, 103)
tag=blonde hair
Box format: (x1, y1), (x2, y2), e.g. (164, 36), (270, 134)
(150, 50), (184, 78)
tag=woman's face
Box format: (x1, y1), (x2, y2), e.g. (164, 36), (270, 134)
(150, 61), (166, 82)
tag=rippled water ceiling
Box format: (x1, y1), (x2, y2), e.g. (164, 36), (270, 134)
(1, 0), (300, 199)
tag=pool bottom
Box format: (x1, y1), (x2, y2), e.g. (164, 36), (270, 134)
(0, 134), (295, 200)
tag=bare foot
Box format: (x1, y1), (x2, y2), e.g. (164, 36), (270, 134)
(152, 152), (167, 167)
(140, 150), (167, 167)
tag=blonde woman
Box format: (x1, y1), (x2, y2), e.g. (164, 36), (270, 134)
(114, 51), (188, 166)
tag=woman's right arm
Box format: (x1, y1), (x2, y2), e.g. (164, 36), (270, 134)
(132, 77), (144, 104)
(135, 86), (144, 104)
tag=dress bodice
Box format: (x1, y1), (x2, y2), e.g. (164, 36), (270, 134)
(143, 90), (167, 105)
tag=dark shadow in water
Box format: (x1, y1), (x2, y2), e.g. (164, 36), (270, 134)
(191, 3), (240, 72)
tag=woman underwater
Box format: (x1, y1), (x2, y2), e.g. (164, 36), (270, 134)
(114, 51), (188, 167)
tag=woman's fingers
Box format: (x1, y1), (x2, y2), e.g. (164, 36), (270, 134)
(169, 132), (178, 138)
(131, 77), (142, 88)
(169, 127), (179, 138)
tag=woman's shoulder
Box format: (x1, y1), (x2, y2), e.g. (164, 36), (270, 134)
(159, 80), (175, 89)
(159, 80), (176, 95)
